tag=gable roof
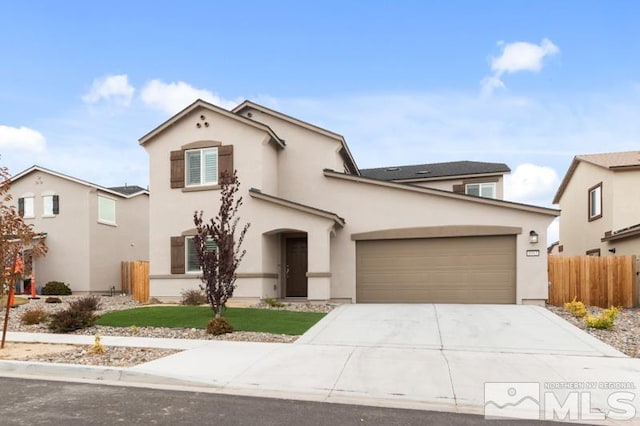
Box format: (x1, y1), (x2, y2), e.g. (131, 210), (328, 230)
(10, 166), (149, 199)
(138, 99), (285, 148)
(249, 188), (345, 227)
(233, 100), (359, 175)
(360, 161), (510, 181)
(323, 169), (559, 217)
(553, 151), (640, 204)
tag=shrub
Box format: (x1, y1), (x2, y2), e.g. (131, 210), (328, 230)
(181, 289), (207, 306)
(564, 297), (587, 318)
(264, 297), (285, 308)
(20, 308), (49, 325)
(45, 296), (62, 304)
(585, 306), (620, 330)
(48, 296), (101, 333)
(206, 317), (234, 335)
(41, 281), (72, 296)
(68, 295), (101, 312)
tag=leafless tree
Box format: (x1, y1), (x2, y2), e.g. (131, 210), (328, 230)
(193, 170), (249, 318)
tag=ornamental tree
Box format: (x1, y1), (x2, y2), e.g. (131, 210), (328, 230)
(1, 166), (47, 348)
(193, 170), (249, 319)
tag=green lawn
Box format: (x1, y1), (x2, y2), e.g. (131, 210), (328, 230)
(96, 306), (326, 335)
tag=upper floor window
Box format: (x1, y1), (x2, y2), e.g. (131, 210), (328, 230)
(18, 196), (35, 218)
(42, 194), (59, 217)
(588, 183), (602, 221)
(466, 182), (496, 199)
(98, 195), (116, 225)
(186, 148), (218, 186)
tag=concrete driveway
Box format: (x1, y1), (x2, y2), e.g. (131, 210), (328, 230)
(296, 304), (623, 357)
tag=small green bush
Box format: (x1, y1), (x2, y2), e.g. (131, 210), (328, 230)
(564, 297), (587, 318)
(45, 296), (62, 304)
(48, 296), (100, 333)
(41, 281), (72, 296)
(181, 289), (207, 306)
(20, 308), (49, 325)
(264, 297), (285, 308)
(206, 317), (234, 335)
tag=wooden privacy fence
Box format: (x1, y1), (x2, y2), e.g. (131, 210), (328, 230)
(548, 255), (638, 308)
(121, 261), (149, 303)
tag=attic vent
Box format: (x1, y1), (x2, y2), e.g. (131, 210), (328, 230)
(416, 170), (431, 174)
(386, 167), (400, 171)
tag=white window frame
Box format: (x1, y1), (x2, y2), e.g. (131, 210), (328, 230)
(465, 182), (496, 199)
(185, 147), (218, 187)
(22, 196), (35, 219)
(97, 195), (116, 225)
(42, 193), (58, 217)
(185, 236), (216, 273)
(588, 183), (602, 221)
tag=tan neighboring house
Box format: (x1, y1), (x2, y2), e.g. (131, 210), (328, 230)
(9, 166), (149, 294)
(140, 99), (558, 305)
(553, 151), (640, 256)
(360, 161), (510, 199)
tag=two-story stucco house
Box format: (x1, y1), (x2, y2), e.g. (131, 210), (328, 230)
(140, 99), (558, 305)
(553, 151), (640, 256)
(9, 166), (149, 294)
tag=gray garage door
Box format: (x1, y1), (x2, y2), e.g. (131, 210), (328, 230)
(356, 235), (516, 303)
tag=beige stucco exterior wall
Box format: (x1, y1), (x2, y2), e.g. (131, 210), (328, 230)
(11, 171), (91, 292)
(319, 177), (552, 304)
(89, 190), (149, 292)
(557, 162), (613, 256)
(144, 106), (281, 298)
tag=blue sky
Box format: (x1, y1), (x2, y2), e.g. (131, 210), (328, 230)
(1, 1), (639, 241)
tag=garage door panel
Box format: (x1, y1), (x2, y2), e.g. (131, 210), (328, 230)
(356, 235), (516, 303)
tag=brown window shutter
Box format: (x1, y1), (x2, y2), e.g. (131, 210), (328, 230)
(18, 197), (24, 216)
(53, 195), (60, 214)
(218, 145), (234, 181)
(170, 150), (185, 188)
(170, 236), (185, 274)
(452, 184), (465, 194)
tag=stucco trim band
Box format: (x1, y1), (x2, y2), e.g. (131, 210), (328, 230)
(306, 272), (332, 278)
(351, 225), (523, 241)
(150, 272), (279, 279)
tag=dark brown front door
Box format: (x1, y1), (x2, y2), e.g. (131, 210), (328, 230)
(285, 237), (308, 297)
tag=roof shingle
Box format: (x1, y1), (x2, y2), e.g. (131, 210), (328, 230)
(359, 161), (510, 181)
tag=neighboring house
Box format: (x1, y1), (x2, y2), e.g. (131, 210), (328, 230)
(140, 99), (558, 305)
(553, 151), (640, 257)
(360, 161), (510, 199)
(9, 166), (149, 294)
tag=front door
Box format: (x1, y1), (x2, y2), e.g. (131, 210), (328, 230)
(285, 237), (308, 297)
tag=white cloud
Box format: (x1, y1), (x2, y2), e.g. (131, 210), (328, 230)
(140, 80), (237, 115)
(82, 74), (135, 106)
(504, 163), (560, 206)
(0, 125), (46, 152)
(482, 39), (560, 95)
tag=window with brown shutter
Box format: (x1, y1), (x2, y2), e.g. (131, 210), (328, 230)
(170, 236), (185, 274)
(452, 184), (465, 194)
(170, 150), (185, 188)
